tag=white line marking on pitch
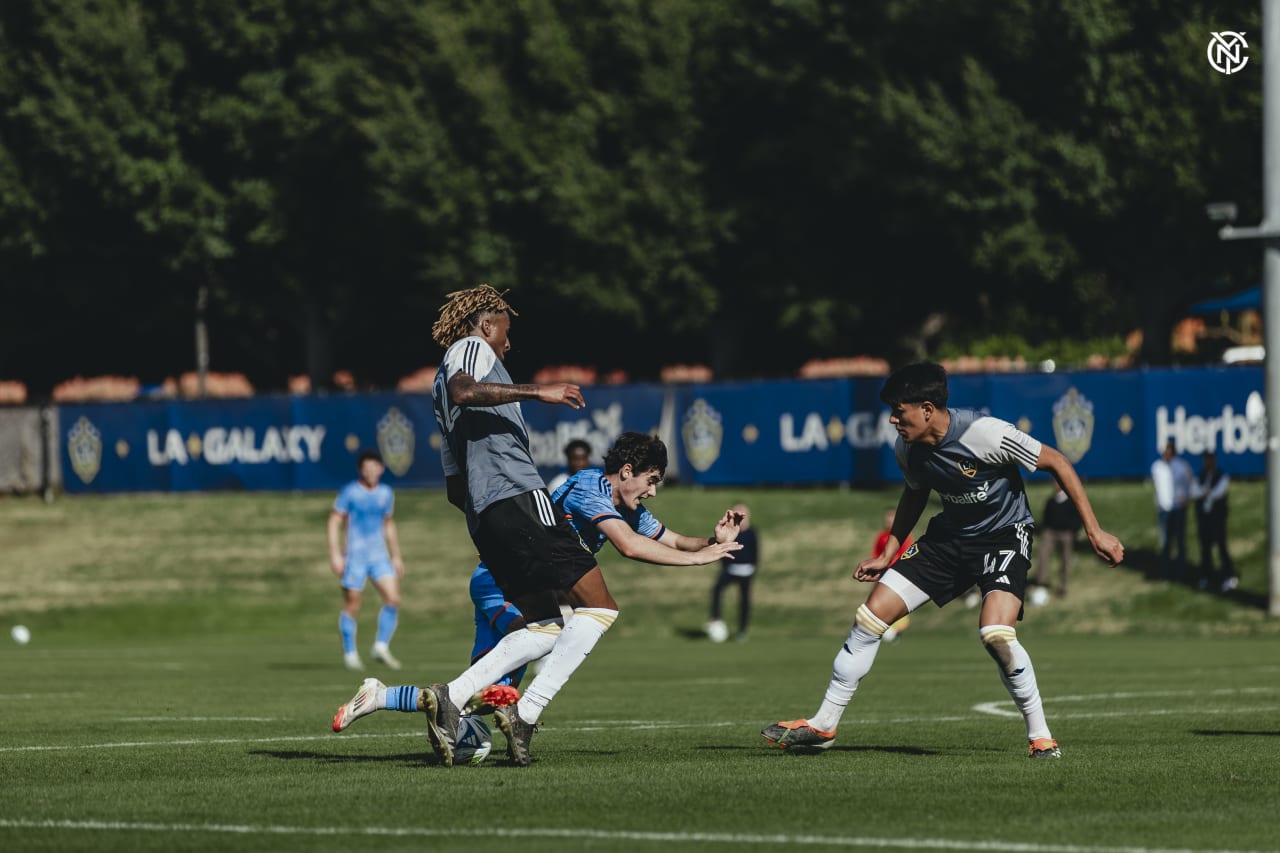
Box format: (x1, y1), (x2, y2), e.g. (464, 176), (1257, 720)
(973, 687), (1280, 718)
(0, 818), (1270, 853)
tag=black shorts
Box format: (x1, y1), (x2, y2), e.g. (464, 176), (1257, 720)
(891, 523), (1033, 613)
(473, 490), (598, 599)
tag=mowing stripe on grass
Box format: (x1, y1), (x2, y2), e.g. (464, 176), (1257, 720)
(0, 818), (1269, 852)
(7, 698), (1280, 753)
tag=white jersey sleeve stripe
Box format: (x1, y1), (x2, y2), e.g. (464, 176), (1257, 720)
(1000, 436), (1040, 470)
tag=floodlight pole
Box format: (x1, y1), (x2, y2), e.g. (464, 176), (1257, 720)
(1220, 0), (1280, 616)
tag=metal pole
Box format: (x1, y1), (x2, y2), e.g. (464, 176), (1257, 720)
(1264, 0), (1280, 616)
(1221, 1), (1280, 615)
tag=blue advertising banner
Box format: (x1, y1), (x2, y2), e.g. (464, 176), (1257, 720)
(673, 379), (856, 485)
(522, 383), (667, 479)
(670, 367), (1264, 487)
(59, 368), (1264, 493)
(61, 385), (668, 494)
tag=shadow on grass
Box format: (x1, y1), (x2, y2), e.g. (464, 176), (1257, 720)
(1191, 729), (1280, 737)
(674, 627), (710, 641)
(698, 744), (938, 756)
(1118, 548), (1268, 610)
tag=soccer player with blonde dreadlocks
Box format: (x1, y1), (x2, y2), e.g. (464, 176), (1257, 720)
(332, 284), (617, 767)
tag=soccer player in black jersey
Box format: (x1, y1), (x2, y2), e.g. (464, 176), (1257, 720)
(763, 362), (1124, 759)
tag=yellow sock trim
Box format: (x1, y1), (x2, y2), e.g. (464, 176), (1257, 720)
(854, 604), (890, 636)
(574, 608), (618, 629)
(526, 621), (563, 637)
(979, 625), (1017, 646)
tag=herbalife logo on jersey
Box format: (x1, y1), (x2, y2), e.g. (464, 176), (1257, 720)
(1155, 398), (1264, 455)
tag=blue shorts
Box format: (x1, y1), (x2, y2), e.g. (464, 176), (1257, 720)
(342, 558), (396, 591)
(470, 564), (527, 688)
(470, 563), (522, 660)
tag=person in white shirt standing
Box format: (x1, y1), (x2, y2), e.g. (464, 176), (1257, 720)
(1193, 451), (1236, 592)
(1151, 440), (1194, 580)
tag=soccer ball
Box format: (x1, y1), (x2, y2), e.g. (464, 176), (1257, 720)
(453, 715), (492, 766)
(1028, 586), (1051, 607)
(705, 620), (729, 643)
(10, 625), (30, 645)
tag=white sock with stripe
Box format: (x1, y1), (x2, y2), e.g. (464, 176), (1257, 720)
(808, 604), (888, 732)
(980, 625), (1051, 741)
(446, 619), (563, 711)
(516, 607), (618, 724)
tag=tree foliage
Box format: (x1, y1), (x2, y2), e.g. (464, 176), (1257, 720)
(0, 0), (1264, 392)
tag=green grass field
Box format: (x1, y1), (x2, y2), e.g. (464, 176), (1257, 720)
(1, 483), (1278, 852)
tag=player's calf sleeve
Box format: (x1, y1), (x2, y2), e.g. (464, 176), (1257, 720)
(517, 608), (618, 724)
(980, 625), (1051, 741)
(446, 619), (563, 710)
(382, 685), (420, 712)
(809, 604), (888, 732)
(339, 612), (357, 655)
(375, 605), (398, 646)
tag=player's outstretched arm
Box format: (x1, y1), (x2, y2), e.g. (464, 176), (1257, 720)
(1037, 445), (1125, 566)
(854, 486), (929, 582)
(448, 373), (584, 410)
(603, 519), (742, 566)
(664, 509), (745, 552)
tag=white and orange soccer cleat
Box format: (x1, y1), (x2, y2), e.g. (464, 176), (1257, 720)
(332, 678), (384, 732)
(760, 719), (836, 750)
(1028, 737), (1061, 759)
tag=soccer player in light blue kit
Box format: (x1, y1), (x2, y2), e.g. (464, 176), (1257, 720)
(763, 362), (1124, 758)
(465, 430), (744, 688)
(327, 449), (405, 671)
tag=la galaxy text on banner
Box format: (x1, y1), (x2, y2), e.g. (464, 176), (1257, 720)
(672, 367), (1263, 486)
(62, 369), (1262, 493)
(61, 387), (667, 494)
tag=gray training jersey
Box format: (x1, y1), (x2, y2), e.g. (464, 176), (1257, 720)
(432, 336), (547, 532)
(894, 408), (1042, 538)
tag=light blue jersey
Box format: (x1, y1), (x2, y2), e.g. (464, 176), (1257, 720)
(552, 468), (665, 554)
(468, 468), (662, 684)
(334, 481), (394, 568)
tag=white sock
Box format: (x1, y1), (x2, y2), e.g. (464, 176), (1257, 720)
(809, 604), (887, 732)
(516, 608), (617, 724)
(446, 620), (562, 710)
(980, 625), (1051, 741)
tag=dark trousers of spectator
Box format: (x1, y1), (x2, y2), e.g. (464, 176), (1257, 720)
(710, 570), (753, 637)
(1158, 508), (1188, 579)
(1196, 507), (1235, 588)
(1034, 529), (1074, 596)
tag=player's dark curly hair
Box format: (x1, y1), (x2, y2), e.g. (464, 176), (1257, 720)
(431, 284), (519, 348)
(357, 448), (383, 468)
(604, 432), (667, 477)
(879, 361), (949, 408)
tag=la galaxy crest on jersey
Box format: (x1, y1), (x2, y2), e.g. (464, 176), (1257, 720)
(956, 459), (978, 478)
